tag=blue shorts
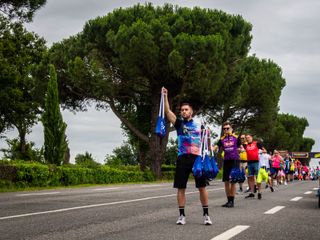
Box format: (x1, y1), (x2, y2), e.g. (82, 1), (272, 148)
(247, 161), (259, 177)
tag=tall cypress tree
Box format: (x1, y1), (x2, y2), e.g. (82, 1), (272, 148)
(42, 64), (67, 165)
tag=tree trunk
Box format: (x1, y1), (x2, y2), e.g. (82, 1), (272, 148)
(108, 92), (170, 178)
(63, 147), (70, 164)
(18, 125), (27, 157)
(149, 133), (168, 178)
(138, 149), (147, 171)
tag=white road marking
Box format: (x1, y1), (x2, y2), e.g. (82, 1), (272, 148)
(210, 225), (250, 240)
(16, 192), (60, 197)
(313, 188), (319, 190)
(0, 187), (224, 220)
(92, 187), (120, 191)
(264, 206), (285, 214)
(304, 191), (312, 195)
(290, 197), (303, 201)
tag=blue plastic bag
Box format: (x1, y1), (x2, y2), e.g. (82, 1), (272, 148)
(155, 116), (166, 137)
(192, 155), (203, 178)
(238, 167), (246, 183)
(210, 155), (220, 179)
(229, 167), (241, 183)
(203, 154), (214, 179)
(200, 128), (219, 180)
(155, 92), (166, 137)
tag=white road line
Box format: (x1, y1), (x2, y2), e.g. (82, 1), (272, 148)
(264, 206), (285, 214)
(92, 187), (120, 191)
(290, 197), (303, 201)
(210, 225), (250, 240)
(0, 187), (224, 220)
(16, 192), (60, 197)
(304, 191), (312, 195)
(313, 188), (319, 190)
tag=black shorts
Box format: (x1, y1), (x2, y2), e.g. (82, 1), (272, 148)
(223, 160), (240, 182)
(174, 154), (207, 189)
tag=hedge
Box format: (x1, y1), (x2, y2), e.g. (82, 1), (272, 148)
(0, 162), (221, 190)
(0, 161), (157, 188)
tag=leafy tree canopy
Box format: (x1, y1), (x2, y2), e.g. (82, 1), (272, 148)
(0, 16), (46, 151)
(75, 151), (100, 168)
(48, 4), (252, 176)
(263, 113), (314, 152)
(105, 142), (138, 166)
(41, 65), (67, 166)
(0, 0), (47, 22)
(205, 55), (286, 138)
(0, 138), (44, 162)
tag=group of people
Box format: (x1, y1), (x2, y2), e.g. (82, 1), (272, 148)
(236, 139), (316, 196)
(161, 87), (318, 226)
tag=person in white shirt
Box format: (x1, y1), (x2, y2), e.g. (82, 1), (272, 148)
(257, 148), (273, 199)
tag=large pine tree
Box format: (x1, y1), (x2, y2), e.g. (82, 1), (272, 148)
(42, 64), (67, 165)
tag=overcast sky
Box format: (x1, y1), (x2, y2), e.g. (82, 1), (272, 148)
(1, 0), (319, 164)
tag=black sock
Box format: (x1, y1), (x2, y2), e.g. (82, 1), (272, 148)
(179, 206), (185, 216)
(227, 196), (232, 202)
(229, 196), (234, 203)
(202, 205), (209, 216)
(240, 187), (243, 191)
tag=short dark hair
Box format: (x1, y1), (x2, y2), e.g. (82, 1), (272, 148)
(180, 101), (193, 109)
(222, 121), (232, 127)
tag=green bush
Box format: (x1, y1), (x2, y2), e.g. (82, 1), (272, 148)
(161, 171), (175, 180)
(0, 179), (14, 189)
(0, 160), (222, 191)
(0, 161), (157, 189)
(110, 165), (141, 172)
(0, 164), (18, 181)
(16, 163), (50, 187)
(161, 164), (175, 172)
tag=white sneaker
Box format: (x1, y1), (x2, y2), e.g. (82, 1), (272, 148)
(284, 181), (287, 185)
(176, 215), (186, 225)
(204, 214), (212, 225)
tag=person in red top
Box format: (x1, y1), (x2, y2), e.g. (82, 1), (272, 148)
(242, 134), (263, 198)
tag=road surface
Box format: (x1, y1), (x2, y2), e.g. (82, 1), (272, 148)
(0, 180), (319, 240)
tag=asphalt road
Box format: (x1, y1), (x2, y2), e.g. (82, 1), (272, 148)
(0, 180), (319, 240)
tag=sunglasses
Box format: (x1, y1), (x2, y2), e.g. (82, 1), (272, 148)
(223, 127), (230, 130)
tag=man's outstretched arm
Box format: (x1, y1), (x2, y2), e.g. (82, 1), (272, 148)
(162, 87), (176, 125)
